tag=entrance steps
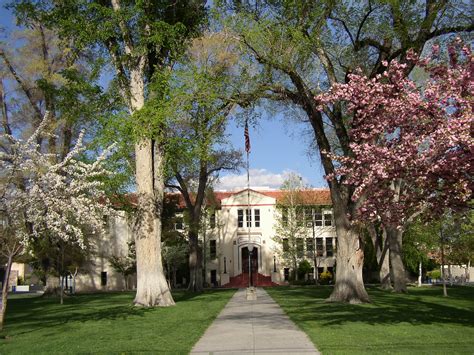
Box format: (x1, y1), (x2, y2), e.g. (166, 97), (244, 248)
(223, 272), (278, 288)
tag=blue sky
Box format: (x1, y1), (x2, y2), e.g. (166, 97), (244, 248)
(220, 113), (327, 190)
(0, 2), (328, 190)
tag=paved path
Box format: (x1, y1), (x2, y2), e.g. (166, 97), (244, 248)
(191, 288), (320, 355)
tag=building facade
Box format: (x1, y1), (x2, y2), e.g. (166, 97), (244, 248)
(72, 188), (336, 290)
(6, 188), (336, 291)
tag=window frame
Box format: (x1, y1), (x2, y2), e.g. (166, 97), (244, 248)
(209, 239), (217, 259)
(254, 208), (260, 227)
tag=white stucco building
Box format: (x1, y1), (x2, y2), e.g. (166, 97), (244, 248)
(23, 188), (336, 291)
(199, 188), (336, 287)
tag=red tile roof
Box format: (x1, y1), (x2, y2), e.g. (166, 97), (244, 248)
(168, 189), (331, 209)
(115, 189), (332, 210)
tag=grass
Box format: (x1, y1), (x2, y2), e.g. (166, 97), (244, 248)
(266, 285), (474, 354)
(0, 289), (235, 354)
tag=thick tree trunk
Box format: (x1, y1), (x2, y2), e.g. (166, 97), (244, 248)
(188, 234), (203, 292)
(387, 226), (407, 293)
(328, 222), (370, 303)
(368, 225), (392, 290)
(0, 255), (13, 331)
(126, 63), (174, 307)
(379, 248), (392, 290)
(133, 139), (175, 307)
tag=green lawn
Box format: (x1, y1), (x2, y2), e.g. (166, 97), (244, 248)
(0, 289), (235, 354)
(266, 285), (474, 354)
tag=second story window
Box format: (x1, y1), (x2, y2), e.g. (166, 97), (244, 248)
(305, 207), (313, 227)
(254, 209), (260, 227)
(316, 238), (323, 256)
(326, 238), (334, 257)
(282, 238), (289, 252)
(282, 208), (288, 226)
(210, 212), (216, 229)
(314, 212), (323, 226)
(296, 238), (304, 258)
(238, 209), (244, 227)
(175, 217), (184, 231)
(238, 209), (259, 228)
(210, 240), (217, 259)
(324, 212), (333, 227)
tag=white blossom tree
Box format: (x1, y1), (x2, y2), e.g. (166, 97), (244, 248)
(0, 112), (113, 330)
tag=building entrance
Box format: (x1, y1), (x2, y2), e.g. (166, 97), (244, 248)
(242, 246), (258, 286)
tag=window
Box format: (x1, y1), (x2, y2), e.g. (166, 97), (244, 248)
(254, 209), (260, 227)
(246, 209), (251, 227)
(297, 238), (304, 258)
(326, 238), (334, 257)
(210, 212), (216, 229)
(210, 240), (217, 259)
(282, 208), (288, 226)
(101, 272), (107, 286)
(296, 207), (304, 226)
(314, 211), (323, 226)
(282, 238), (289, 252)
(324, 212), (333, 226)
(284, 268), (290, 281)
(174, 217), (184, 230)
(210, 270), (217, 286)
(238, 209), (244, 228)
(305, 207), (313, 227)
(316, 238), (324, 256)
(306, 238), (314, 252)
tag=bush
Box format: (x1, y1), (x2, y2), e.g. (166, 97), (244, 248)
(297, 260), (312, 279)
(427, 269), (441, 279)
(319, 271), (333, 285)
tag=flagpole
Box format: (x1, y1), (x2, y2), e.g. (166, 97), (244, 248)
(245, 119), (251, 288)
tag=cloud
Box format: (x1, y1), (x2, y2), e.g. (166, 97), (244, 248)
(215, 169), (309, 191)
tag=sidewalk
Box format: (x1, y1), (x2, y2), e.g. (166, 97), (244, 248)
(191, 288), (320, 354)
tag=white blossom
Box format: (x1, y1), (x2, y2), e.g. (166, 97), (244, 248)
(0, 112), (115, 251)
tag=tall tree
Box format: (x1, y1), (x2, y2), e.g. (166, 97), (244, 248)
(0, 24), (106, 159)
(161, 32), (249, 291)
(0, 112), (113, 329)
(318, 42), (472, 292)
(11, 0), (207, 306)
(218, 0), (473, 302)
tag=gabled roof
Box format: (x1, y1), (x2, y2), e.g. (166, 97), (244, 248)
(168, 188), (331, 209)
(116, 188), (332, 210)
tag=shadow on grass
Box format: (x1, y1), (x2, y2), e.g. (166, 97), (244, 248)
(268, 285), (474, 327)
(4, 289), (232, 337)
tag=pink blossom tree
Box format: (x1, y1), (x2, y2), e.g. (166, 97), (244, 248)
(0, 112), (114, 330)
(317, 41), (473, 292)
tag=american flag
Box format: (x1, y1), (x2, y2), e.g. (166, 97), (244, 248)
(244, 120), (251, 153)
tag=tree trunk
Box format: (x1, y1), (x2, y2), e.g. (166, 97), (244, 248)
(127, 62), (174, 307)
(387, 226), (407, 293)
(328, 222), (370, 303)
(172, 268), (177, 289)
(0, 255), (13, 331)
(188, 234), (203, 292)
(368, 225), (392, 290)
(59, 275), (64, 305)
(379, 247), (392, 290)
(418, 261), (422, 287)
(466, 260), (471, 283)
(133, 138), (175, 307)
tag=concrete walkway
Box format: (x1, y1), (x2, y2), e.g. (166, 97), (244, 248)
(191, 288), (320, 355)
